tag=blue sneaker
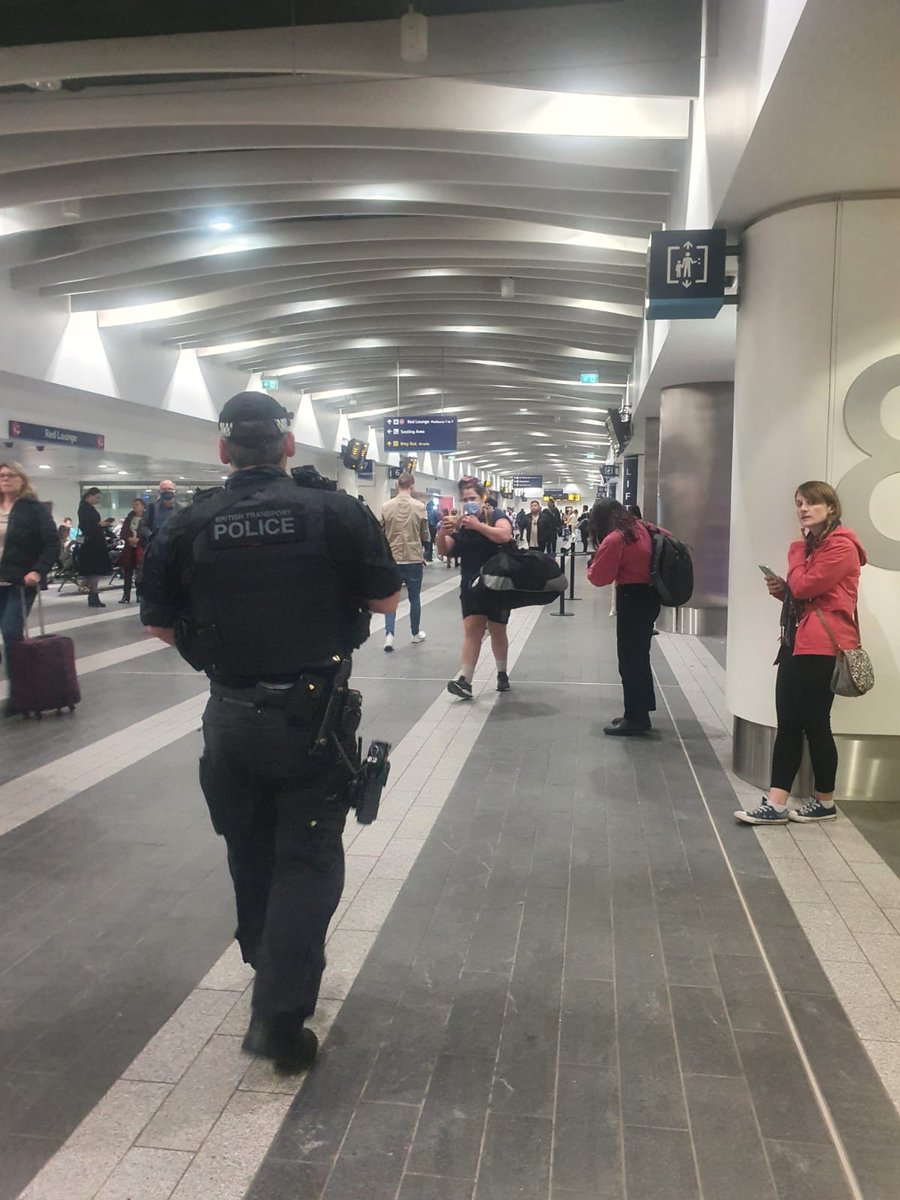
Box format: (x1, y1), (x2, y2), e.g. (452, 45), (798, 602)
(734, 800), (789, 826)
(789, 798), (838, 823)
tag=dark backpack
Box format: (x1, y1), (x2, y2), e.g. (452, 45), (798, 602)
(646, 524), (694, 607)
(474, 545), (566, 609)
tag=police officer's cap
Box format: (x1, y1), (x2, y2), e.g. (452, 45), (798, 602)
(218, 392), (294, 446)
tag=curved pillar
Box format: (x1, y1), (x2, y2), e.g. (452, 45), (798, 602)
(728, 199), (900, 800)
(657, 382), (733, 636)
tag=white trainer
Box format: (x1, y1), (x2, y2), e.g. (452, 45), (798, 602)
(411, 630), (427, 644)
(384, 634), (394, 652)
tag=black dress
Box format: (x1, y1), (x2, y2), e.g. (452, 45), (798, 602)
(77, 501), (111, 576)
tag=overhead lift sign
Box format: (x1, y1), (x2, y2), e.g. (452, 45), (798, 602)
(384, 415), (457, 454)
(646, 228), (727, 320)
(9, 420), (105, 450)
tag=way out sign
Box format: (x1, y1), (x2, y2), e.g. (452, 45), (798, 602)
(646, 228), (726, 320)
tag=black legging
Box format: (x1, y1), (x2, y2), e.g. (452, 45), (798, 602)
(771, 654), (838, 793)
(616, 584), (661, 725)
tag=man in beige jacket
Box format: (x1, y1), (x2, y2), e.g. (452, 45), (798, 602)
(380, 472), (430, 651)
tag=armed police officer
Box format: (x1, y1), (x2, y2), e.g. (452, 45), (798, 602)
(141, 392), (400, 1073)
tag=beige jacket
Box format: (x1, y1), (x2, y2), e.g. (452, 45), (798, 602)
(381, 492), (430, 564)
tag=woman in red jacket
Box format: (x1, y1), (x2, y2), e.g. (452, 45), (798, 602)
(735, 481), (866, 826)
(587, 498), (662, 736)
(118, 497), (145, 605)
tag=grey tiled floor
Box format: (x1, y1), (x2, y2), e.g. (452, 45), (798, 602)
(250, 587), (900, 1200)
(0, 572), (463, 1197)
(3, 580), (900, 1200)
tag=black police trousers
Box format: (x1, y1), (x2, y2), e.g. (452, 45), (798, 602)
(616, 584), (661, 725)
(200, 688), (350, 1019)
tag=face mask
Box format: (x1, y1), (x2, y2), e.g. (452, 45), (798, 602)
(463, 500), (481, 516)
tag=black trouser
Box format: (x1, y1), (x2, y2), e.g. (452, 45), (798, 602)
(122, 567), (140, 602)
(771, 654), (838, 793)
(616, 584), (661, 725)
(200, 688), (351, 1019)
(0, 586), (35, 678)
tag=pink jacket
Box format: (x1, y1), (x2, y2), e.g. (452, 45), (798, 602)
(785, 526), (866, 656)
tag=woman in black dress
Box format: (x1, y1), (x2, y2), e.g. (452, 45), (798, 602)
(77, 487), (111, 608)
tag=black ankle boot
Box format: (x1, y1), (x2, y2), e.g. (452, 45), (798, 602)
(88, 593), (105, 609)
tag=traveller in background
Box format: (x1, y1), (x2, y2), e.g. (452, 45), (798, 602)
(735, 481), (866, 826)
(627, 504), (643, 520)
(578, 505), (590, 555)
(515, 506), (528, 545)
(443, 508), (461, 568)
(545, 497), (564, 555)
(523, 499), (553, 553)
(587, 498), (662, 736)
(139, 479), (182, 547)
(381, 472), (429, 651)
(119, 497), (145, 605)
(425, 498), (439, 562)
(77, 487), (112, 609)
(437, 476), (514, 699)
(0, 462), (58, 715)
(57, 516), (72, 560)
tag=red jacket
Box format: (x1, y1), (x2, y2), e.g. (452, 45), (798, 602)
(786, 526), (866, 656)
(588, 522), (663, 587)
(119, 512), (145, 573)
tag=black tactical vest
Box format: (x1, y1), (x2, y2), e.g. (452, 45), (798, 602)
(178, 473), (359, 680)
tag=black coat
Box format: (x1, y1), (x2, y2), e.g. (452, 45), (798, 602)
(0, 495), (59, 584)
(546, 505), (564, 533)
(77, 500), (112, 576)
(523, 510), (556, 546)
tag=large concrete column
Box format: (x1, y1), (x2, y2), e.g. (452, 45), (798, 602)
(657, 382), (734, 635)
(638, 416), (659, 524)
(729, 199), (900, 801)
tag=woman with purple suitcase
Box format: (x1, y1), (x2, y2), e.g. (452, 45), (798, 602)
(0, 462), (60, 716)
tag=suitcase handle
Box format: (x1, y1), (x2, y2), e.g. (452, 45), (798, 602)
(21, 585), (46, 639)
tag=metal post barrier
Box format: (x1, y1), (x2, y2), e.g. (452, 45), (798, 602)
(567, 538), (581, 601)
(550, 547), (574, 617)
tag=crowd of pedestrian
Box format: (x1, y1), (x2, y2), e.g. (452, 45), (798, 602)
(0, 381), (874, 1085)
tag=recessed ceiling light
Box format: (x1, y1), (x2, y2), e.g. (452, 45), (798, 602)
(209, 219), (234, 233)
(118, 471), (128, 475)
(38, 463), (51, 470)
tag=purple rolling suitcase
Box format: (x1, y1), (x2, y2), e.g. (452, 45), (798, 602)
(8, 589), (80, 718)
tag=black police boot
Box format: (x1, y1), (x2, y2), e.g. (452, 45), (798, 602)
(242, 1012), (318, 1075)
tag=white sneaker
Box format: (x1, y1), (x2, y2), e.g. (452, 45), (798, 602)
(384, 634), (394, 653)
(411, 630), (427, 644)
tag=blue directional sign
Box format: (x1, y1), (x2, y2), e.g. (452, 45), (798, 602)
(9, 420), (105, 450)
(622, 455), (639, 506)
(384, 415), (457, 453)
(646, 228), (727, 320)
(512, 474), (543, 489)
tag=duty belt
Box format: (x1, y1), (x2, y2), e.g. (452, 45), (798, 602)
(210, 656), (345, 725)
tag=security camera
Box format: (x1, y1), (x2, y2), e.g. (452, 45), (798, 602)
(36, 444), (45, 452)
